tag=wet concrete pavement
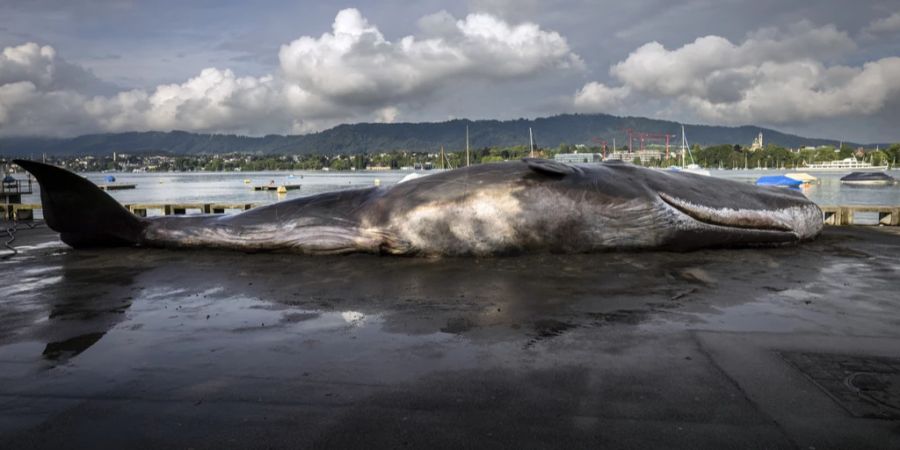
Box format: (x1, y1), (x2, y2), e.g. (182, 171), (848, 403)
(1, 224), (899, 449)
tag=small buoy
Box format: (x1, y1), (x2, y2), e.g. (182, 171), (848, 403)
(243, 179), (251, 184)
(374, 179), (381, 186)
(277, 185), (287, 194)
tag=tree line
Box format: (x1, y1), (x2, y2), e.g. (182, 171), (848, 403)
(5, 142), (898, 173)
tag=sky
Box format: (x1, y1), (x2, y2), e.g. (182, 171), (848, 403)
(1, 0), (899, 142)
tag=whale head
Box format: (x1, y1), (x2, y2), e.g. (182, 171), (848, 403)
(558, 160), (824, 250)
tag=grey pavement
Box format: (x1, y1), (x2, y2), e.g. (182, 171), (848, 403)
(1, 223), (899, 448)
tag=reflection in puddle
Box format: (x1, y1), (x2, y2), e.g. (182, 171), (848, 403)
(22, 266), (62, 276)
(341, 311), (365, 325)
(5, 275), (62, 296)
(42, 332), (106, 362)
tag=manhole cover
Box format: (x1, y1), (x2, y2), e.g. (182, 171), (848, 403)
(780, 352), (900, 420)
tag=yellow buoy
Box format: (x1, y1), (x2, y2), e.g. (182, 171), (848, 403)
(277, 185), (288, 194)
(243, 179), (251, 184)
(374, 179), (381, 186)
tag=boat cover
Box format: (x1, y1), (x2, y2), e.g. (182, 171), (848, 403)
(755, 175), (802, 187)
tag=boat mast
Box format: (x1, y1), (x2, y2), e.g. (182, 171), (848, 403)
(681, 125), (698, 166)
(529, 127), (535, 158)
(466, 125), (470, 167)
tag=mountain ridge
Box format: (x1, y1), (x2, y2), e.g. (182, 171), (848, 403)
(0, 113), (885, 157)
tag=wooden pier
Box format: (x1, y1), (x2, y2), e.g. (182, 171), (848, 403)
(0, 203), (40, 221)
(1, 202), (257, 220)
(819, 205), (900, 226)
(98, 183), (137, 191)
(253, 184), (301, 192)
(125, 203), (257, 217)
(1, 177), (33, 205)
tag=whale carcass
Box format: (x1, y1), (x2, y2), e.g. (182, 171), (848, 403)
(14, 159), (823, 255)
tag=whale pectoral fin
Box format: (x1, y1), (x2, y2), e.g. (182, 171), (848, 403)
(523, 158), (579, 177)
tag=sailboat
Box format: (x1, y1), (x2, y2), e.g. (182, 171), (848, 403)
(669, 125), (711, 176)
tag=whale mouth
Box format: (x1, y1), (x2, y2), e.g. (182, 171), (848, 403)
(658, 192), (794, 233)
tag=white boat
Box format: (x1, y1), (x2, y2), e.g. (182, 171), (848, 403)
(784, 172), (818, 185)
(683, 164), (711, 176)
(669, 125), (711, 176)
(802, 158), (888, 172)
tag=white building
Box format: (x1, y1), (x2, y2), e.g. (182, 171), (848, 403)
(554, 152), (602, 164)
(607, 150), (662, 164)
(749, 132), (764, 151)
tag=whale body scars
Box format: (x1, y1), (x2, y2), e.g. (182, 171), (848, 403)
(15, 159), (823, 256)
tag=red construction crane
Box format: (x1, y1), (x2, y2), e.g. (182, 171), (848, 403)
(591, 137), (608, 158)
(621, 128), (677, 159)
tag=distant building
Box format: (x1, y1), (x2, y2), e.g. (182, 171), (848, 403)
(555, 152), (602, 164)
(607, 150), (662, 164)
(749, 132), (764, 151)
(635, 150), (662, 164)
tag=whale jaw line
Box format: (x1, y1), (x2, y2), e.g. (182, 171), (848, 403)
(658, 192), (813, 237)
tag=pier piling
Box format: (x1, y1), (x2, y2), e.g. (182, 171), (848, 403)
(820, 205), (900, 226)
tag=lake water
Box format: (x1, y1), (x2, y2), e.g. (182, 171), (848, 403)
(9, 167), (900, 220)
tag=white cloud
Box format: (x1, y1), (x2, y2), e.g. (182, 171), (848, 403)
(0, 43), (57, 88)
(609, 22), (855, 99)
(278, 8), (582, 107)
(572, 82), (629, 111)
(85, 69), (306, 134)
(864, 11), (900, 34)
(374, 106), (399, 123)
(683, 57), (900, 123)
(573, 22), (900, 126)
(0, 42), (120, 96)
(0, 9), (581, 137)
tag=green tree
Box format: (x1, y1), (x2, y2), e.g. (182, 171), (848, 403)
(884, 144), (900, 168)
(869, 150), (888, 166)
(329, 157), (351, 171)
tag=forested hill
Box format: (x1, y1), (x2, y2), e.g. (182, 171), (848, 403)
(0, 113), (859, 156)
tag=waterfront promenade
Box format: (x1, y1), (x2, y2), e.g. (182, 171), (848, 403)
(0, 225), (898, 448)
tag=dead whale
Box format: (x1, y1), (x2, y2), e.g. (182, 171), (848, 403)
(14, 159), (823, 255)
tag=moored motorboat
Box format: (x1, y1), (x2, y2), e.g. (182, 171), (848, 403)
(755, 175), (802, 188)
(840, 172), (896, 186)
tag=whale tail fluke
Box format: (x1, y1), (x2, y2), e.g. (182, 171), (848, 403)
(13, 160), (144, 248)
